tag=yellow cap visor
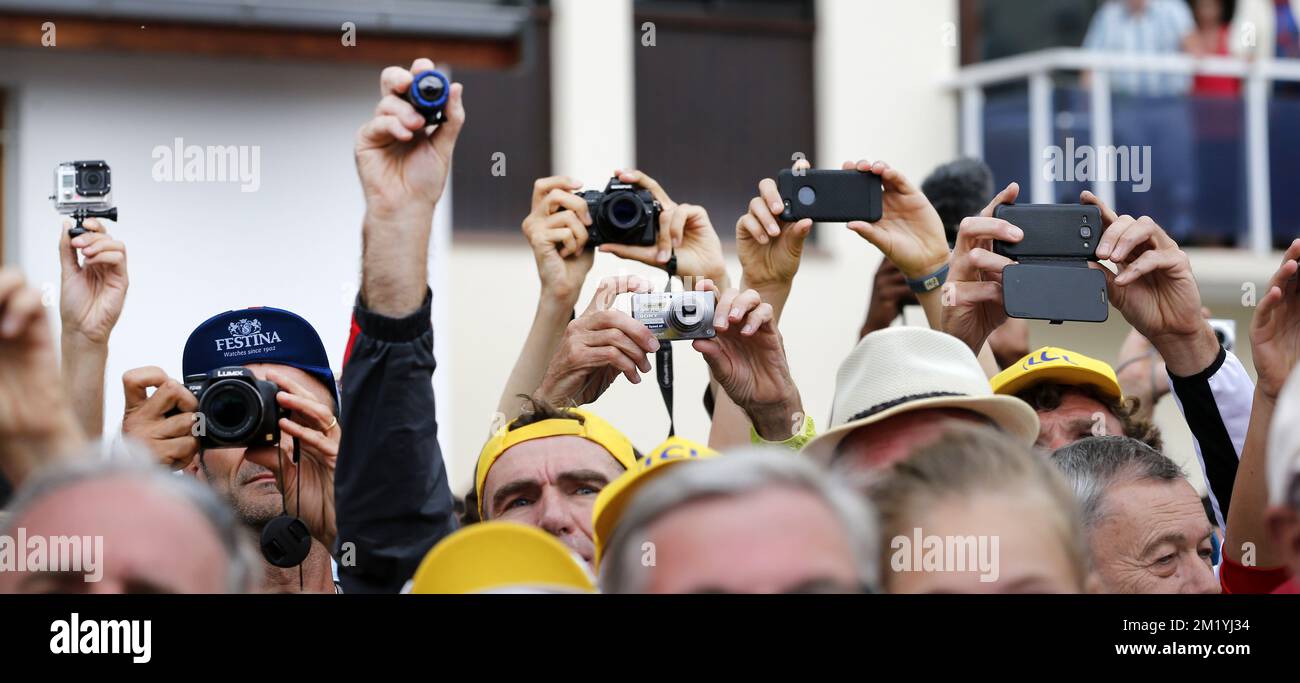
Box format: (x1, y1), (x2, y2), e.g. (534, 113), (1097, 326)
(991, 347), (1123, 403)
(592, 435), (719, 566)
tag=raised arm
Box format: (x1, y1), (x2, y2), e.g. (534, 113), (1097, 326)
(58, 217), (128, 438)
(0, 269), (84, 487)
(1224, 241), (1300, 574)
(336, 57), (464, 593)
(495, 176), (596, 424)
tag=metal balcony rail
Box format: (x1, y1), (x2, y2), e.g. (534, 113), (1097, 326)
(947, 48), (1300, 254)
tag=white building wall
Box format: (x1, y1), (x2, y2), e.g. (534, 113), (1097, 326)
(3, 2), (1265, 497)
(0, 48), (454, 458)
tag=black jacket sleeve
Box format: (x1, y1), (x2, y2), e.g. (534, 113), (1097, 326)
(1168, 346), (1254, 529)
(334, 289), (457, 593)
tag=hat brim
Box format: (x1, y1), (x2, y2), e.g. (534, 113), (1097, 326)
(994, 365), (1122, 403)
(802, 393), (1040, 466)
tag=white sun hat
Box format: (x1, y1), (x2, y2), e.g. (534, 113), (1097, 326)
(802, 327), (1040, 465)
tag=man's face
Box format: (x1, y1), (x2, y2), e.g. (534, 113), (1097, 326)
(0, 477), (231, 593)
(1035, 389), (1123, 452)
(835, 408), (989, 474)
(887, 493), (1082, 594)
(482, 435), (626, 565)
(642, 486), (861, 594)
(192, 363), (334, 529)
(1089, 477), (1219, 594)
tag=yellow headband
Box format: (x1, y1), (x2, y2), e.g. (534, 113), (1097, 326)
(475, 408), (636, 517)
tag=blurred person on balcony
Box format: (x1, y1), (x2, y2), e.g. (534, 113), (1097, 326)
(1233, 0), (1300, 95)
(1083, 0), (1198, 240)
(1189, 0), (1246, 244)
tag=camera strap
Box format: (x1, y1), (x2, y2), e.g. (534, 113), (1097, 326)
(657, 253), (678, 438)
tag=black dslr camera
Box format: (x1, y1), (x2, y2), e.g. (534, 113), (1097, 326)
(577, 178), (661, 247)
(182, 366), (283, 449)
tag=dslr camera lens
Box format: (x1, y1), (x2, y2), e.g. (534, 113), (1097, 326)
(183, 366), (283, 448)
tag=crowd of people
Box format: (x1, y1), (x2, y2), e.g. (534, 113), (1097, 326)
(1, 55), (1298, 595)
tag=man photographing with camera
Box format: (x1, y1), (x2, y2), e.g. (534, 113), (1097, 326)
(120, 307), (341, 593)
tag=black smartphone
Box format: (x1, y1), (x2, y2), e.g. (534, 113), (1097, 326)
(778, 169), (883, 223)
(1002, 262), (1109, 324)
(992, 204), (1102, 260)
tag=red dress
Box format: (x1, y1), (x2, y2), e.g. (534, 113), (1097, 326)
(1193, 26), (1242, 97)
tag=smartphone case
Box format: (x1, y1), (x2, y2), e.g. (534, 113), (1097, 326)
(777, 169), (882, 223)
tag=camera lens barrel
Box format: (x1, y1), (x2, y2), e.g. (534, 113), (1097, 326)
(200, 380), (263, 445)
(407, 70), (450, 125)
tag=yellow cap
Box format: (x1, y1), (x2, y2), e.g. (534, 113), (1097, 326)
(991, 347), (1123, 402)
(475, 408), (636, 517)
(406, 521), (596, 594)
(591, 435), (719, 566)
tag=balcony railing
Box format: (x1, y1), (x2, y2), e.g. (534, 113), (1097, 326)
(947, 48), (1300, 255)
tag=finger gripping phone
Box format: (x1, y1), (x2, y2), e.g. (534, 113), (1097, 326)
(777, 169), (883, 223)
(992, 203), (1108, 324)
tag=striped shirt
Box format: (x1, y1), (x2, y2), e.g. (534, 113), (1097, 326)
(1083, 0), (1195, 96)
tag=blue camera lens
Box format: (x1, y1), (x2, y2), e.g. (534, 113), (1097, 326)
(410, 71), (449, 108)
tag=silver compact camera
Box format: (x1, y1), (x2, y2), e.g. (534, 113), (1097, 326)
(631, 291), (716, 341)
(50, 160), (117, 236)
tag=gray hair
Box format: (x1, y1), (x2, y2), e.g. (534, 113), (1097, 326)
(1, 440), (261, 593)
(599, 448), (879, 594)
(1050, 436), (1186, 529)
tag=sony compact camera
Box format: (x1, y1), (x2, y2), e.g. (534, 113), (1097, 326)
(577, 178), (661, 247)
(181, 366), (283, 449)
(631, 291), (716, 341)
(50, 160), (117, 237)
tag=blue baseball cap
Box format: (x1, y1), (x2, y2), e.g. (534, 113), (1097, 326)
(182, 306), (340, 410)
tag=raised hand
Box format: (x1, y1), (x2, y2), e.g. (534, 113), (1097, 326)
(522, 176), (595, 305)
(692, 280), (802, 441)
(596, 169), (727, 286)
(941, 182), (1023, 354)
(535, 275), (660, 407)
(1250, 239), (1300, 401)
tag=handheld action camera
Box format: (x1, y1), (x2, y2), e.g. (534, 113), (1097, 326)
(181, 366), (283, 449)
(992, 203), (1108, 324)
(406, 70), (450, 125)
(631, 291), (716, 342)
(578, 178), (661, 248)
(50, 160), (118, 237)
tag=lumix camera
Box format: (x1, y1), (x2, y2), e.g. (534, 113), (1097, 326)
(50, 160), (117, 237)
(631, 291), (716, 341)
(182, 366), (283, 449)
(577, 178), (661, 247)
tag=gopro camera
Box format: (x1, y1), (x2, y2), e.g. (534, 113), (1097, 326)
(406, 70), (450, 125)
(181, 366), (283, 449)
(577, 178), (661, 248)
(631, 291), (716, 341)
(50, 160), (117, 237)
